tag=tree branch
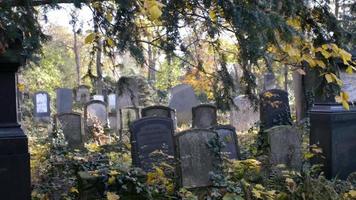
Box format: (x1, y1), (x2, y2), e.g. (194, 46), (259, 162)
(0, 0), (99, 7)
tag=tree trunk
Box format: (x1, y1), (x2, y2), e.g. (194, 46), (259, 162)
(147, 44), (156, 82)
(293, 70), (307, 123)
(335, 0), (340, 19)
(284, 65), (288, 91)
(96, 40), (103, 94)
(73, 26), (81, 85)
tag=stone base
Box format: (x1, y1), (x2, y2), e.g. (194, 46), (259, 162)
(0, 127), (31, 200)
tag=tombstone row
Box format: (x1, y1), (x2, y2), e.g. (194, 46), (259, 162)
(129, 105), (241, 189)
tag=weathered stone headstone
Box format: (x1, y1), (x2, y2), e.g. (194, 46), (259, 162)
(56, 88), (73, 114)
(130, 117), (175, 171)
(192, 104), (217, 129)
(264, 72), (276, 90)
(260, 89), (292, 130)
(230, 95), (259, 132)
(116, 77), (140, 109)
(267, 125), (302, 170)
(340, 72), (356, 102)
(56, 112), (84, 149)
(176, 129), (221, 188)
(85, 100), (108, 127)
(141, 105), (175, 118)
(168, 84), (200, 125)
(108, 93), (117, 113)
(75, 85), (90, 103)
(93, 94), (105, 102)
(33, 91), (51, 122)
(211, 125), (240, 160)
(108, 112), (118, 131)
(120, 107), (140, 132)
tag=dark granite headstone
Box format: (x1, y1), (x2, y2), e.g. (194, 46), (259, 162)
(33, 91), (51, 122)
(211, 125), (240, 160)
(310, 103), (356, 179)
(56, 112), (84, 149)
(260, 89), (292, 130)
(192, 104), (217, 129)
(267, 125), (302, 170)
(130, 117), (175, 171)
(75, 85), (90, 103)
(0, 35), (31, 199)
(85, 100), (108, 127)
(56, 88), (73, 114)
(176, 129), (220, 188)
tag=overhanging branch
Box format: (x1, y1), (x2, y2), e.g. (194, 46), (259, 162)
(0, 0), (99, 7)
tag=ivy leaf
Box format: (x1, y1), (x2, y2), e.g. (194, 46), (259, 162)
(107, 38), (115, 47)
(85, 33), (96, 44)
(223, 193), (243, 200)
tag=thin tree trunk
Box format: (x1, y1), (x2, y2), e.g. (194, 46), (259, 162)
(96, 40), (103, 94)
(284, 65), (288, 91)
(73, 27), (81, 85)
(147, 44), (156, 82)
(335, 0), (340, 19)
(293, 70), (306, 123)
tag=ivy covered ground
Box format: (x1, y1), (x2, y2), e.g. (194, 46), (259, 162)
(28, 118), (356, 200)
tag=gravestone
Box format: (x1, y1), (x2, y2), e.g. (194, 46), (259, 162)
(120, 107), (140, 132)
(56, 88), (73, 114)
(211, 125), (240, 160)
(192, 104), (217, 129)
(56, 112), (84, 149)
(259, 89), (292, 130)
(176, 129), (221, 188)
(141, 105), (175, 119)
(108, 93), (117, 113)
(310, 103), (356, 179)
(85, 100), (108, 127)
(33, 91), (51, 122)
(168, 84), (200, 125)
(340, 72), (356, 102)
(264, 72), (276, 90)
(267, 125), (302, 170)
(0, 35), (31, 199)
(75, 85), (90, 103)
(108, 112), (117, 131)
(93, 94), (105, 102)
(130, 117), (175, 171)
(230, 95), (259, 132)
(116, 77), (140, 109)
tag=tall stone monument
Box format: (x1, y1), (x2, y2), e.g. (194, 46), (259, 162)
(0, 35), (31, 199)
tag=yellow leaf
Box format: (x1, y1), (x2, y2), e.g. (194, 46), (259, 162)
(303, 55), (316, 67)
(108, 176), (116, 185)
(315, 60), (326, 68)
(342, 101), (350, 110)
(346, 66), (353, 74)
(339, 49), (352, 65)
(330, 73), (343, 86)
(69, 187), (79, 193)
(349, 190), (356, 198)
(325, 74), (333, 83)
(107, 38), (115, 47)
(209, 10), (217, 22)
(85, 33), (96, 44)
(106, 13), (113, 22)
(107, 192), (120, 200)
